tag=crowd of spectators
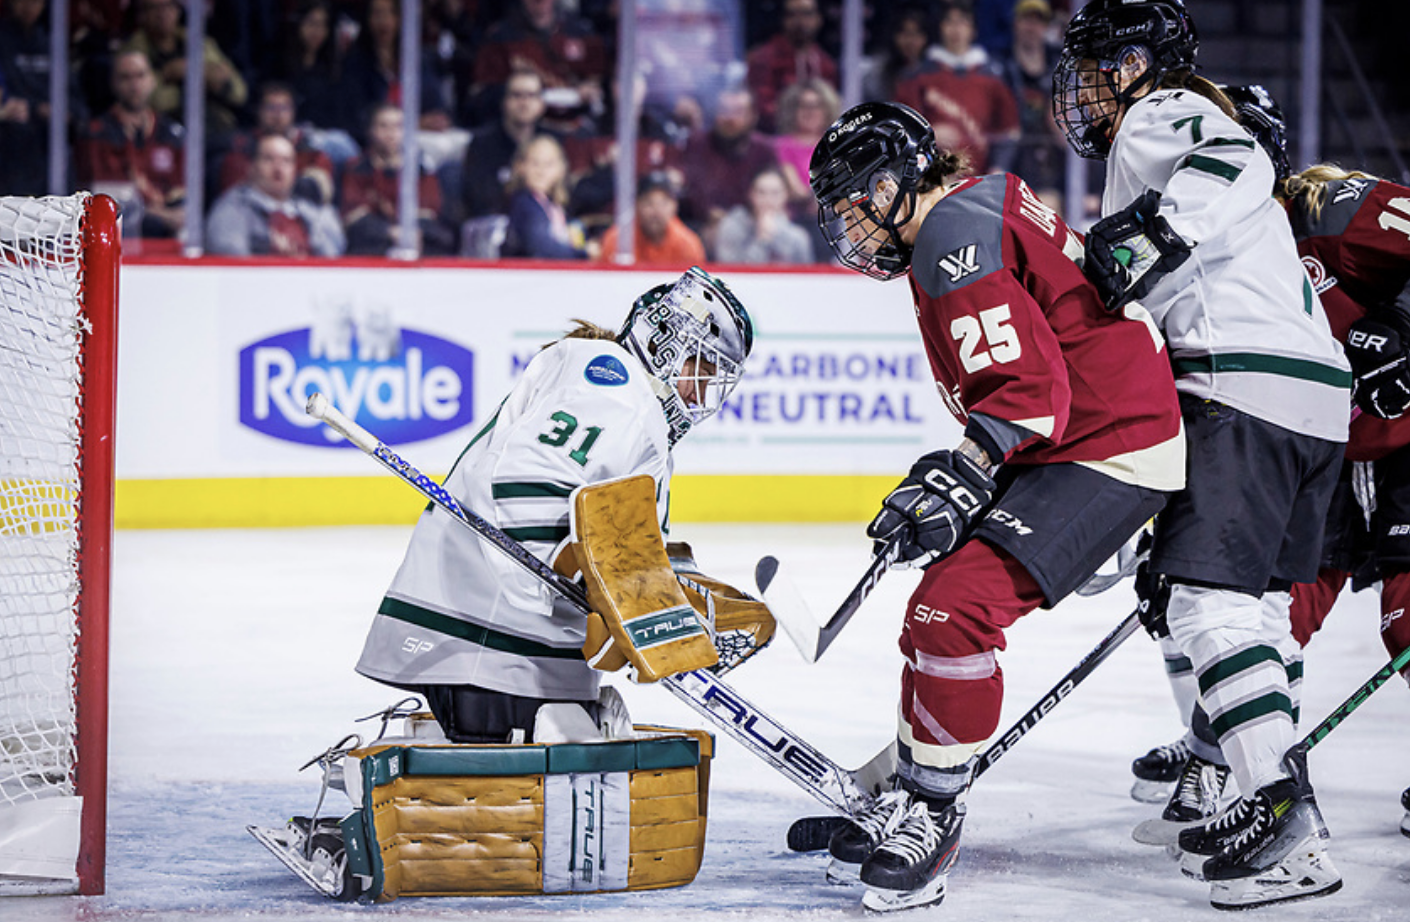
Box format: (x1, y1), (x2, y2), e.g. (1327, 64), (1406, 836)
(1, 0), (1073, 264)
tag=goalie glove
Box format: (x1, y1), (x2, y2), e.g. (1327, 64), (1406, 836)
(867, 450), (997, 569)
(1345, 315), (1410, 419)
(1083, 190), (1191, 312)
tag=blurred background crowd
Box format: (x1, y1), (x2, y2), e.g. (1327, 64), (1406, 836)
(0, 0), (1086, 263)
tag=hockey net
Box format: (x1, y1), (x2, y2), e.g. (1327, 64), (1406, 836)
(0, 193), (119, 896)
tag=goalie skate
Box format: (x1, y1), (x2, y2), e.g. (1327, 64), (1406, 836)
(1401, 786), (1410, 838)
(247, 817), (363, 901)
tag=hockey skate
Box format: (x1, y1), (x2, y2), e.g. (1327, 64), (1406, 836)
(1132, 753), (1230, 846)
(826, 789), (909, 884)
(247, 815), (362, 901)
(858, 800), (964, 912)
(1401, 786), (1410, 838)
(1130, 738), (1190, 804)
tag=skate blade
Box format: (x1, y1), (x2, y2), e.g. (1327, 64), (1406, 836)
(861, 874), (947, 913)
(247, 824), (340, 898)
(1401, 812), (1410, 839)
(1179, 848), (1208, 881)
(1132, 816), (1204, 846)
(1209, 849), (1342, 912)
(826, 857), (861, 886)
(1130, 778), (1174, 804)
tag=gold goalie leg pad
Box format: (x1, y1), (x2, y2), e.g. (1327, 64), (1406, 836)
(347, 728), (713, 899)
(571, 475), (718, 681)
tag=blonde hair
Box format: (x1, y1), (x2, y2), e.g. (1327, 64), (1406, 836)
(543, 318), (618, 350)
(1159, 72), (1237, 120)
(1280, 163), (1378, 221)
(507, 134), (571, 207)
(776, 79), (842, 136)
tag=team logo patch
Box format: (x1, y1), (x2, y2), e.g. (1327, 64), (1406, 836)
(1301, 255), (1337, 294)
(1333, 179), (1370, 204)
(939, 244), (981, 282)
(585, 354), (630, 386)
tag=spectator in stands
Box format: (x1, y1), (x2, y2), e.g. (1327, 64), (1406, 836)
(122, 0), (249, 142)
(677, 86), (781, 249)
(596, 171), (705, 267)
(269, 0), (349, 136)
(218, 82), (336, 206)
(460, 67), (552, 220)
(501, 133), (591, 260)
(341, 103), (456, 257)
(342, 0), (451, 142)
(76, 49), (185, 239)
(0, 0), (68, 195)
(1000, 0), (1065, 206)
(467, 0), (608, 133)
(771, 78), (840, 221)
(896, 0), (1019, 174)
(745, 0), (838, 133)
(861, 6), (936, 103)
(713, 165), (813, 265)
(206, 133), (345, 257)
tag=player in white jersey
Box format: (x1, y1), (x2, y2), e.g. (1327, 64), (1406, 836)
(1055, 0), (1347, 910)
(355, 267), (753, 743)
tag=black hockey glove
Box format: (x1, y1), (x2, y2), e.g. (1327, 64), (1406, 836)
(1133, 557), (1170, 639)
(1083, 190), (1191, 312)
(867, 450), (997, 569)
(1345, 315), (1410, 419)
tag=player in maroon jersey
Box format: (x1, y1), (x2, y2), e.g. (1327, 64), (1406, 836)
(806, 101), (1185, 912)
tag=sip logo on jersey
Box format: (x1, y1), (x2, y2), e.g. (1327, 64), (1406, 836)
(585, 354), (630, 386)
(939, 245), (981, 282)
(240, 320), (475, 446)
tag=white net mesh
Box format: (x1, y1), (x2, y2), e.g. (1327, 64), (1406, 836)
(0, 194), (89, 809)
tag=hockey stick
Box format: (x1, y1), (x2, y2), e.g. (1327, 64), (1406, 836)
(786, 606), (1144, 851)
(1286, 642), (1410, 763)
(754, 537), (901, 663)
(305, 393), (881, 817)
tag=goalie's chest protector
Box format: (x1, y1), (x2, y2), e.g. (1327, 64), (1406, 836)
(357, 340), (673, 700)
(1104, 90), (1349, 444)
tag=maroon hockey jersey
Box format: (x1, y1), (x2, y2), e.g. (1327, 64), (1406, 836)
(1289, 175), (1410, 462)
(907, 173), (1183, 488)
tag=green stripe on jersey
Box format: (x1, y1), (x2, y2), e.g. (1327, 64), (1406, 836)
(504, 524), (571, 543)
(1197, 645), (1284, 695)
(492, 481), (574, 499)
(1209, 691), (1294, 740)
(1172, 352), (1352, 388)
(378, 596), (584, 660)
(1180, 153), (1243, 182)
(1205, 137), (1257, 149)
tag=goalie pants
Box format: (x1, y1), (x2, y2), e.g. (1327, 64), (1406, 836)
(419, 683), (597, 744)
(896, 463), (1169, 800)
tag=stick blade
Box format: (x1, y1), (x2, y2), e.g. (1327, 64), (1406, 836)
(755, 556), (822, 662)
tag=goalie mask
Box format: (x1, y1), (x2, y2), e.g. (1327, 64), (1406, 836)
(1053, 0), (1198, 159)
(618, 267), (753, 445)
(809, 101), (935, 281)
(1224, 83), (1292, 185)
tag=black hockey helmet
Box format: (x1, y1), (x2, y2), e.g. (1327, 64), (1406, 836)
(1053, 0), (1199, 159)
(1224, 83), (1292, 184)
(809, 101), (936, 281)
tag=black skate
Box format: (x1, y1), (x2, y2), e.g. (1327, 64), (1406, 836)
(247, 815), (364, 901)
(1132, 753), (1230, 846)
(1130, 738), (1190, 804)
(826, 789), (909, 884)
(858, 800), (964, 912)
(1401, 786), (1410, 839)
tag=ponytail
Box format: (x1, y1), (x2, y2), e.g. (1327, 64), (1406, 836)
(916, 150), (971, 194)
(1281, 164), (1378, 220)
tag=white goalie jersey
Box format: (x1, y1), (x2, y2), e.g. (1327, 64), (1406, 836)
(356, 337), (673, 701)
(1103, 88), (1350, 444)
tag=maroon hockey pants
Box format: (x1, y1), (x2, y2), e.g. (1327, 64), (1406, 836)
(899, 539), (1046, 747)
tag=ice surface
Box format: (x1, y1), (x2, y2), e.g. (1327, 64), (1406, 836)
(5, 523), (1407, 921)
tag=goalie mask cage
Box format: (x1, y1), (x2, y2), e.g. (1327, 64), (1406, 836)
(0, 193), (119, 896)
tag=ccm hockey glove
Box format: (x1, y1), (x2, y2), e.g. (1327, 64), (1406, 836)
(1345, 315), (1410, 419)
(867, 450), (997, 568)
(1083, 190), (1191, 312)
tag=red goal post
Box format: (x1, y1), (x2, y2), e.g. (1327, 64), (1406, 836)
(0, 193), (119, 896)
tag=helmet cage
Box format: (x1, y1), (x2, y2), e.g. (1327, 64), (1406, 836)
(618, 267), (753, 445)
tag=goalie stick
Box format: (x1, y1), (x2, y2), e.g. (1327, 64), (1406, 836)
(304, 393), (883, 817)
(786, 606), (1145, 851)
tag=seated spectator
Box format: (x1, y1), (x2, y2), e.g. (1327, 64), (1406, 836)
(713, 166), (813, 265)
(75, 49), (185, 238)
(677, 86), (781, 249)
(897, 0), (1020, 174)
(771, 78), (840, 221)
(1001, 0), (1066, 206)
(342, 0), (451, 141)
(500, 134), (591, 260)
(121, 0), (249, 142)
(206, 133), (345, 257)
(218, 82), (336, 205)
(0, 0), (82, 196)
(340, 103), (456, 257)
(862, 6), (937, 103)
(268, 0), (350, 135)
(745, 0), (838, 134)
(596, 172), (705, 268)
(466, 0), (608, 133)
(461, 67), (553, 220)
